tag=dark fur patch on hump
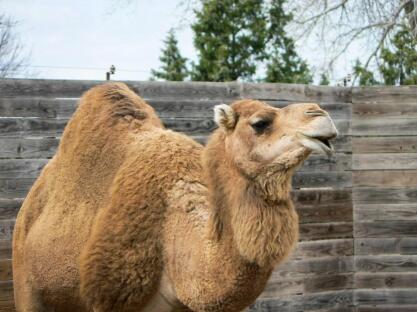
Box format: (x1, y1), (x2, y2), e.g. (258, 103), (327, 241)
(102, 83), (148, 120)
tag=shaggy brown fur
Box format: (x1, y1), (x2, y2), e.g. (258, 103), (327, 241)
(13, 83), (337, 312)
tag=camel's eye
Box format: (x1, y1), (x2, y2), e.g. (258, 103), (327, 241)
(251, 119), (272, 134)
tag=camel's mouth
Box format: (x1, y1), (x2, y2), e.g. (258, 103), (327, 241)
(299, 133), (335, 156)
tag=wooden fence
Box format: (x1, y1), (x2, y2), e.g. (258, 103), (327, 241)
(0, 79), (415, 311)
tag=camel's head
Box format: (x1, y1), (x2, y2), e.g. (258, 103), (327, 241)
(214, 99), (338, 176)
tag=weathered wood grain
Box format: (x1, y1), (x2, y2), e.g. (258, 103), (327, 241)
(0, 179), (35, 198)
(352, 136), (417, 153)
(250, 290), (353, 311)
(354, 289), (417, 305)
(353, 187), (417, 204)
(0, 240), (11, 260)
(355, 238), (417, 255)
(300, 222), (353, 241)
(353, 170), (417, 187)
(353, 118), (417, 136)
(353, 102), (417, 118)
(353, 154), (417, 171)
(261, 273), (354, 297)
(293, 172), (352, 189)
(0, 260), (11, 282)
(0, 198), (22, 220)
(0, 138), (59, 159)
(297, 202), (352, 224)
(0, 220), (14, 241)
(0, 280), (14, 312)
(0, 97), (351, 119)
(293, 239), (353, 259)
(352, 85), (417, 104)
(355, 272), (417, 288)
(242, 83), (352, 103)
(355, 221), (417, 237)
(355, 255), (417, 272)
(354, 204), (417, 221)
(356, 305), (417, 312)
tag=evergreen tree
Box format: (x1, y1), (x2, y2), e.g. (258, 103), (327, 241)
(319, 73), (330, 85)
(379, 26), (417, 85)
(353, 60), (379, 86)
(353, 24), (417, 86)
(151, 30), (188, 81)
(264, 0), (312, 83)
(191, 0), (267, 81)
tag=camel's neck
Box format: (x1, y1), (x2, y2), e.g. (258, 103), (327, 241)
(203, 134), (299, 268)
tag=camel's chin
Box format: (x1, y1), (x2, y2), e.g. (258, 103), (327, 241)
(299, 135), (334, 157)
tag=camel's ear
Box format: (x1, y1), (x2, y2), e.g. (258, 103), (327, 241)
(214, 104), (237, 131)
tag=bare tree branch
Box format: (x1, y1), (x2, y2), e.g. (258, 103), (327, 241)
(0, 14), (28, 78)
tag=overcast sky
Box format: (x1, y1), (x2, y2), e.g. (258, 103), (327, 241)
(2, 0), (358, 83)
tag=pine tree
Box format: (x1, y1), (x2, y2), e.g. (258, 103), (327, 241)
(353, 24), (417, 86)
(319, 73), (330, 85)
(151, 30), (188, 81)
(379, 26), (417, 85)
(264, 0), (312, 83)
(191, 0), (268, 81)
(353, 60), (379, 86)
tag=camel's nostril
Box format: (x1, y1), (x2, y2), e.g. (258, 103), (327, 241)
(305, 110), (326, 116)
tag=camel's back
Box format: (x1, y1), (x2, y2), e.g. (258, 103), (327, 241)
(12, 83), (163, 309)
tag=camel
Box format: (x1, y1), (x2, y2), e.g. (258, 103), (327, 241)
(12, 82), (337, 312)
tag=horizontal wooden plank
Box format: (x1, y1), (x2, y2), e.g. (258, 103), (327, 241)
(354, 204), (417, 221)
(353, 187), (417, 204)
(355, 272), (417, 289)
(353, 102), (417, 118)
(0, 178), (35, 198)
(0, 280), (14, 311)
(353, 154), (417, 171)
(356, 305), (417, 312)
(0, 116), (352, 138)
(0, 220), (14, 241)
(0, 97), (351, 119)
(353, 118), (417, 136)
(276, 256), (354, 278)
(0, 240), (11, 260)
(355, 221), (417, 237)
(0, 138), (59, 159)
(0, 198), (22, 220)
(0, 134), (351, 159)
(353, 170), (417, 187)
(250, 290), (353, 311)
(293, 188), (352, 207)
(0, 79), (242, 100)
(355, 255), (417, 272)
(352, 85), (417, 104)
(0, 260), (11, 282)
(355, 289), (417, 305)
(297, 201), (352, 224)
(261, 273), (354, 297)
(0, 155), (350, 180)
(293, 239), (353, 259)
(355, 238), (417, 255)
(299, 222), (353, 241)
(294, 172), (352, 189)
(0, 97), (77, 118)
(242, 83), (352, 103)
(352, 136), (417, 154)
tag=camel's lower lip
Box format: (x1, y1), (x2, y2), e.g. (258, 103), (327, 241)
(299, 134), (334, 156)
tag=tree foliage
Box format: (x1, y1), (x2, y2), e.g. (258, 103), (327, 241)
(151, 29), (188, 81)
(189, 0), (311, 83)
(264, 0), (312, 83)
(191, 0), (268, 81)
(353, 24), (417, 85)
